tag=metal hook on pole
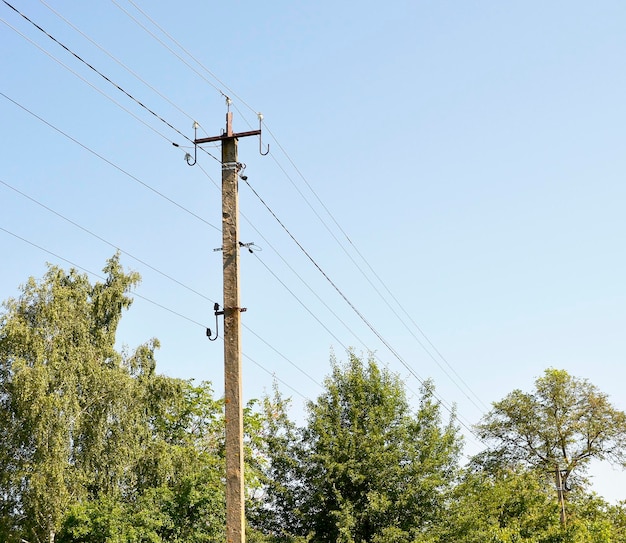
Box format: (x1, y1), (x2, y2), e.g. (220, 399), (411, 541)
(206, 302), (223, 341)
(186, 121), (199, 166)
(257, 113), (269, 156)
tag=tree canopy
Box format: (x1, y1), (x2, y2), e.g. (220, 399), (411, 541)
(253, 352), (461, 543)
(476, 368), (626, 491)
(2, 257), (626, 542)
(0, 256), (262, 543)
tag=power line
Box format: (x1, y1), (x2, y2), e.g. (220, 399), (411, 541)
(242, 351), (311, 402)
(0, 91), (221, 232)
(243, 319), (324, 390)
(0, 225), (208, 329)
(0, 15), (176, 145)
(0, 89), (327, 400)
(1, 0), (191, 146)
(0, 175), (325, 392)
(3, 0), (488, 438)
(250, 252), (441, 418)
(252, 252), (350, 354)
(0, 178), (217, 304)
(129, 0), (491, 414)
(240, 177), (473, 425)
(38, 0), (199, 126)
(109, 1), (226, 101)
(197, 138), (481, 433)
(0, 223), (317, 403)
(113, 0), (259, 119)
(101, 1), (451, 393)
(194, 164), (433, 408)
(263, 125), (490, 413)
(1, 224), (484, 450)
(248, 234), (373, 351)
(98, 0), (487, 415)
(2, 2), (220, 165)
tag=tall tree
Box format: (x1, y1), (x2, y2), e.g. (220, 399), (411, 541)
(0, 255), (285, 543)
(476, 368), (626, 523)
(254, 352), (461, 543)
(0, 255), (143, 543)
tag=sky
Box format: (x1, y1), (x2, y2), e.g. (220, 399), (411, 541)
(1, 1), (626, 503)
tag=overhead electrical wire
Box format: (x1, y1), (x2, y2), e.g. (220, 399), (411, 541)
(0, 78), (329, 395)
(243, 322), (324, 390)
(82, 10), (493, 428)
(108, 0), (490, 415)
(0, 178), (216, 304)
(0, 16), (176, 145)
(2, 2), (489, 437)
(0, 222), (315, 401)
(0, 92), (220, 233)
(1, 0), (189, 145)
(0, 2), (220, 164)
(252, 253), (351, 353)
(195, 163), (426, 396)
(243, 351), (311, 401)
(0, 176), (323, 392)
(245, 177), (486, 438)
(264, 128), (491, 413)
(248, 230), (374, 352)
(193, 162), (375, 353)
(95, 0), (480, 406)
(112, 0), (259, 120)
(194, 164), (412, 382)
(250, 251), (437, 411)
(240, 177), (470, 423)
(0, 225), (207, 329)
(38, 0), (200, 127)
(108, 0), (225, 100)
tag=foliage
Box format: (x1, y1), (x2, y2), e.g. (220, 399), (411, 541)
(476, 368), (626, 495)
(440, 466), (562, 542)
(248, 383), (305, 541)
(433, 463), (626, 543)
(3, 258), (626, 542)
(0, 257), (235, 542)
(252, 352), (461, 543)
(0, 255), (143, 542)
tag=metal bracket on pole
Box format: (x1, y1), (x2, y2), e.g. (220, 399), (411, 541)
(206, 303), (247, 342)
(193, 113), (268, 156)
(206, 303), (222, 341)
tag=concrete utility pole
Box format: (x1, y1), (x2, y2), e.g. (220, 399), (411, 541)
(194, 111), (262, 543)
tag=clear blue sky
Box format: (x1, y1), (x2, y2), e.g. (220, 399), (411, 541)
(2, 1), (626, 502)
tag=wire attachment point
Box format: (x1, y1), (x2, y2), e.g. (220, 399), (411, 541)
(186, 121), (199, 166)
(207, 302), (223, 341)
(257, 113), (269, 156)
(238, 241), (261, 253)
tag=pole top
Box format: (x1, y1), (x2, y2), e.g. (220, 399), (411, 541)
(226, 111), (233, 137)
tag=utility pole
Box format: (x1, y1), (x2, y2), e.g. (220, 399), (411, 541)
(555, 466), (567, 528)
(194, 110), (263, 543)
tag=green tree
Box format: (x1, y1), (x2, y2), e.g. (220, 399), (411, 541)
(0, 255), (144, 543)
(254, 352), (461, 543)
(440, 466), (562, 542)
(249, 385), (306, 542)
(437, 464), (626, 543)
(476, 368), (626, 526)
(0, 256), (233, 543)
(57, 378), (274, 543)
